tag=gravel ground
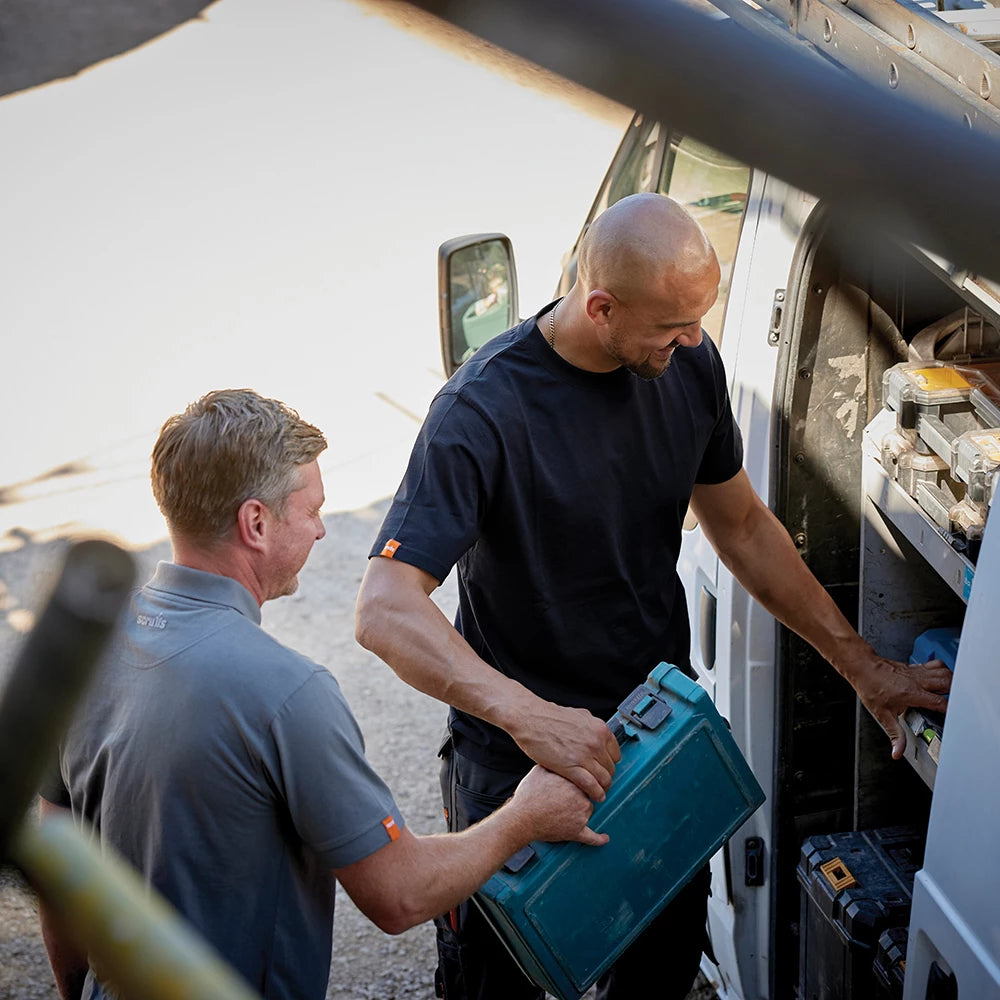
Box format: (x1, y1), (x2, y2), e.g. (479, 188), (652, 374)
(0, 504), (718, 999)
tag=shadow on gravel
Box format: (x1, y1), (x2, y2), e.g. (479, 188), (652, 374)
(0, 0), (218, 98)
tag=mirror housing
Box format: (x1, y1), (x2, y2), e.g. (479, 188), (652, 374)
(438, 234), (518, 378)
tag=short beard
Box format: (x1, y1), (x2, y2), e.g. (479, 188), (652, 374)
(626, 355), (672, 380)
(608, 326), (672, 381)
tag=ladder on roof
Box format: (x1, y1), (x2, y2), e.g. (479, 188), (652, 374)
(711, 0), (1000, 138)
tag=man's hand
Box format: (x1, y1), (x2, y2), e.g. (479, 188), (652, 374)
(336, 765), (608, 935)
(849, 654), (953, 759)
(509, 766), (609, 846)
(691, 472), (957, 763)
(507, 702), (621, 800)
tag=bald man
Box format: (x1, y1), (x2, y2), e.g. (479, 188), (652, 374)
(355, 194), (951, 1000)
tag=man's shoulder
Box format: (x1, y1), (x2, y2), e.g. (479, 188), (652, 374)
(124, 594), (335, 711)
(426, 317), (545, 435)
(442, 317), (539, 396)
(226, 622), (332, 691)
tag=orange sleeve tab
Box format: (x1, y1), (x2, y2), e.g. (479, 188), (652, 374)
(382, 816), (401, 841)
(380, 539), (400, 559)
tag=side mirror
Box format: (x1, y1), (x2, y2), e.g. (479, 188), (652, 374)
(438, 234), (519, 378)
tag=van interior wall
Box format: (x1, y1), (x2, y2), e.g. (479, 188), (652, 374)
(770, 218), (970, 995)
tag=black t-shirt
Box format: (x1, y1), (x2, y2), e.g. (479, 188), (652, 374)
(371, 302), (743, 765)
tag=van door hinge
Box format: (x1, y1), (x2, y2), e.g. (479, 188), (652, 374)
(769, 290), (785, 346)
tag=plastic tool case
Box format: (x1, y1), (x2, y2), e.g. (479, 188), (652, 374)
(797, 826), (923, 1000)
(473, 662), (766, 1000)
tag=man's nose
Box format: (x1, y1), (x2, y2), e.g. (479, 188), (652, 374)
(676, 326), (704, 348)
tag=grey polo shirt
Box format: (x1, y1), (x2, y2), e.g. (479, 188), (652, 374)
(43, 562), (404, 1000)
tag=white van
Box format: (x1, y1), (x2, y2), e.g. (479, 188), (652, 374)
(437, 96), (1000, 1000)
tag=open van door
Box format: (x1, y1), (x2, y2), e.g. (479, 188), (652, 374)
(901, 462), (1000, 1000)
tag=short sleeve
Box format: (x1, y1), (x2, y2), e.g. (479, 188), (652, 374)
(266, 671), (404, 869)
(369, 390), (502, 582)
(694, 338), (744, 485)
(38, 757), (71, 807)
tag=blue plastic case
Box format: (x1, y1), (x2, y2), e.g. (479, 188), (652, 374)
(473, 662), (766, 1000)
(909, 627), (960, 671)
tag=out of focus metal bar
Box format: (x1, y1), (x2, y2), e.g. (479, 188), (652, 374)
(0, 539), (135, 854)
(0, 540), (261, 997)
(11, 815), (260, 1000)
(407, 0), (1000, 281)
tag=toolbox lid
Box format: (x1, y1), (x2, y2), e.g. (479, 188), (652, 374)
(797, 828), (922, 945)
(884, 362), (974, 412)
(957, 360), (1000, 428)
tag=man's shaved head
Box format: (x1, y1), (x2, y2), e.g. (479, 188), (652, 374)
(577, 193), (717, 306)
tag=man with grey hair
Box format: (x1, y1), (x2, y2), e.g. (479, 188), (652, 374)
(37, 388), (604, 1000)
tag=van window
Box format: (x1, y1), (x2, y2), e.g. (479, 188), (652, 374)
(589, 117), (662, 221)
(658, 136), (750, 346)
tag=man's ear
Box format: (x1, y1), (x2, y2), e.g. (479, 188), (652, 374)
(585, 289), (615, 326)
(237, 498), (269, 551)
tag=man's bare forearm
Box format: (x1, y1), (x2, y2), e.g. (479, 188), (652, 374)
(335, 767), (605, 935)
(355, 557), (620, 796)
(692, 471), (952, 756)
(39, 901), (88, 1000)
(708, 499), (871, 678)
(36, 800), (88, 1000)
(355, 556), (540, 730)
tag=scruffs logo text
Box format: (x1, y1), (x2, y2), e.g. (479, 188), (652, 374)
(136, 613), (167, 630)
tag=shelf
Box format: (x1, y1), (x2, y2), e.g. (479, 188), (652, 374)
(862, 410), (975, 605)
(861, 409), (974, 792)
(899, 708), (943, 791)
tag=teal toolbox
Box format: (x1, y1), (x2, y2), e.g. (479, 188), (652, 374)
(473, 662), (766, 1000)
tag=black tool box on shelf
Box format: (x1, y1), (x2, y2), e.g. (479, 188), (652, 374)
(797, 826), (922, 1000)
(873, 926), (909, 999)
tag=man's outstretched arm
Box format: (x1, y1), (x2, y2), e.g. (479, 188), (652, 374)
(334, 765), (607, 934)
(36, 799), (89, 1000)
(690, 468), (953, 758)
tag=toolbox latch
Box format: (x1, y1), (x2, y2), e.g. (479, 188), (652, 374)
(502, 844), (537, 874)
(617, 687), (672, 732)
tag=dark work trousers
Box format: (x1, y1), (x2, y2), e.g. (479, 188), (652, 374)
(434, 738), (711, 1000)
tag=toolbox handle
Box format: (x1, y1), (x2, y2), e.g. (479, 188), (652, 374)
(607, 715), (634, 747)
